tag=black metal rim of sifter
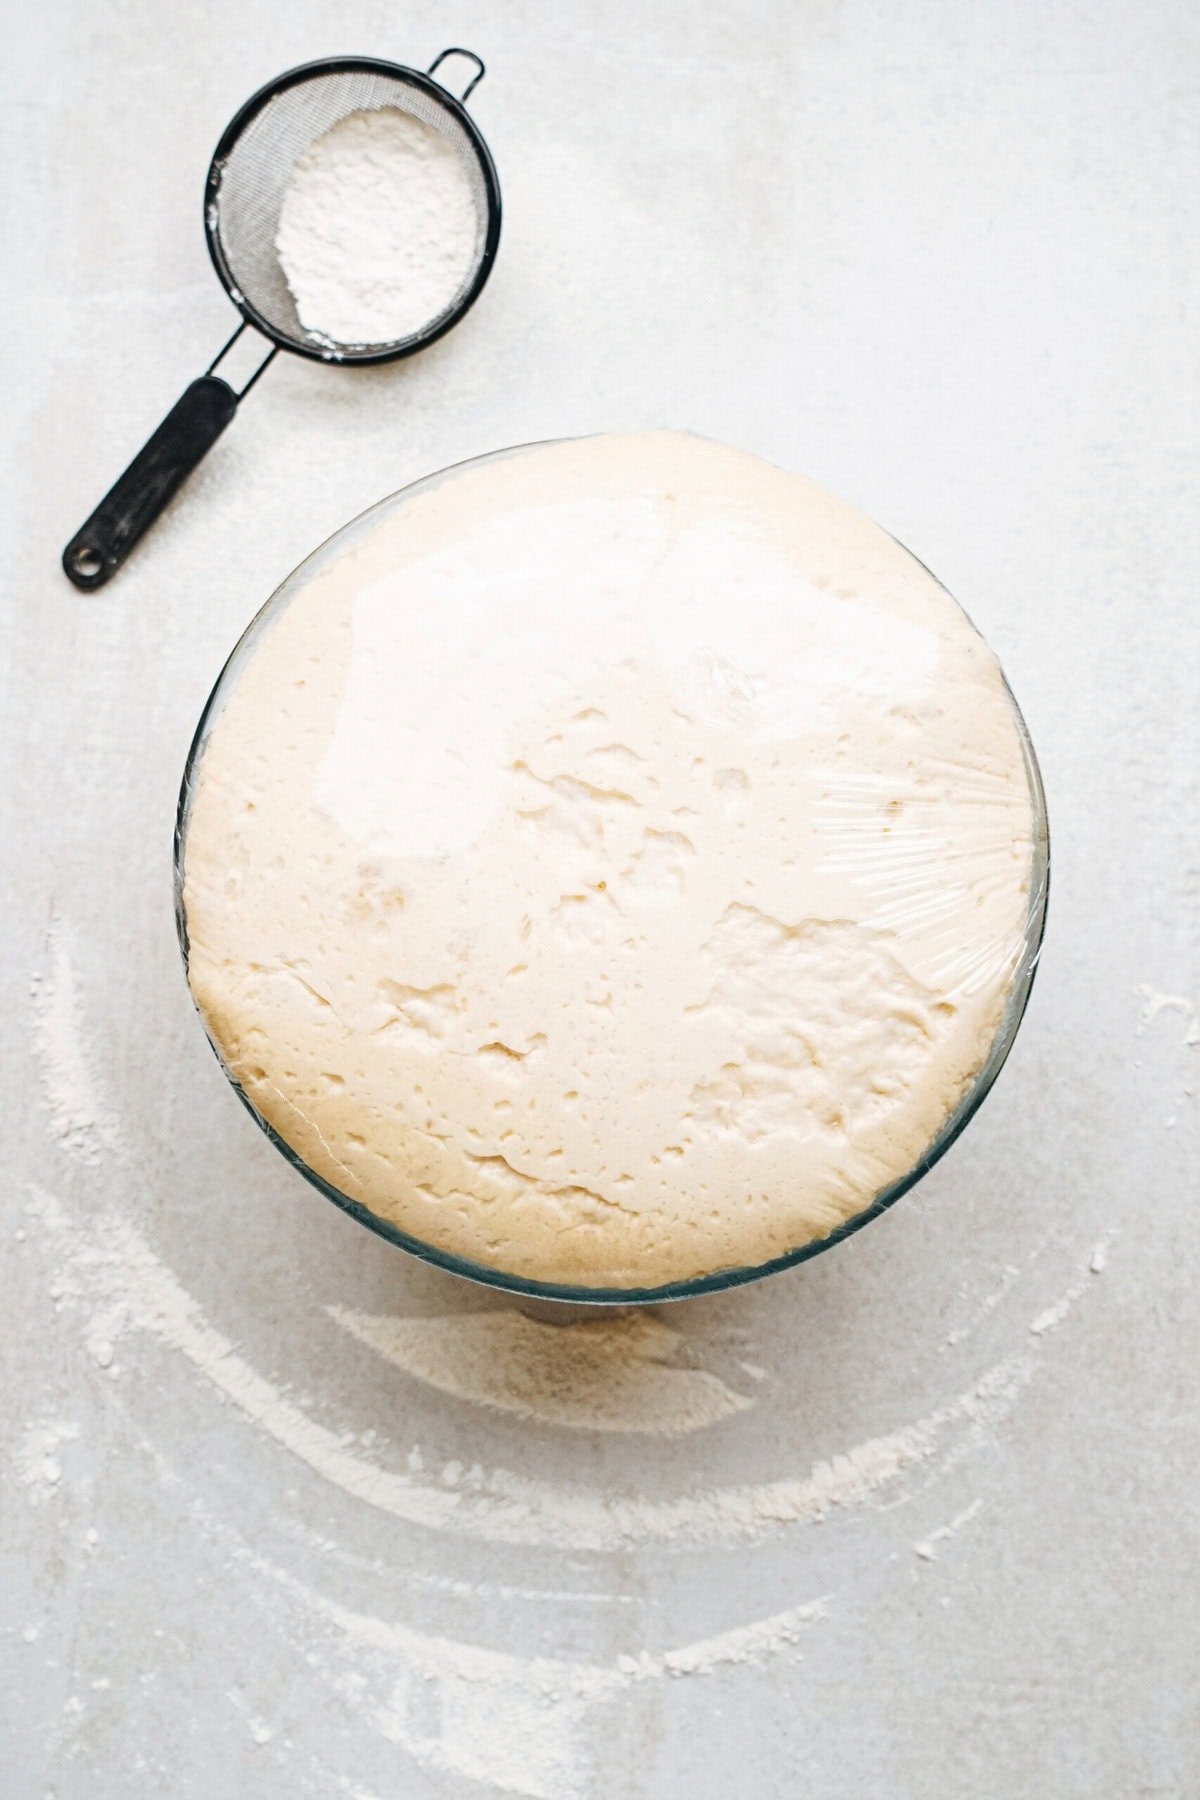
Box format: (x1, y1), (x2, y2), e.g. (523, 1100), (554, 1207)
(203, 54), (503, 367)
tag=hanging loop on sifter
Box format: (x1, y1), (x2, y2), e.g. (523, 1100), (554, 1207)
(428, 48), (486, 104)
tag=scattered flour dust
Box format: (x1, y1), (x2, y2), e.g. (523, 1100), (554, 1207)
(15, 1418), (79, 1502)
(1135, 983), (1200, 1046)
(275, 106), (479, 347)
(913, 1497), (984, 1562)
(328, 1305), (754, 1435)
(941, 1219), (1060, 1351)
(1029, 1232), (1116, 1335)
(28, 1181), (1039, 1551)
(30, 917), (120, 1164)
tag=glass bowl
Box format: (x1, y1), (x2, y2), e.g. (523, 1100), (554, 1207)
(175, 442), (1049, 1304)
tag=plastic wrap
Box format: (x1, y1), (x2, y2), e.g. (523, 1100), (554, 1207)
(175, 432), (1048, 1301)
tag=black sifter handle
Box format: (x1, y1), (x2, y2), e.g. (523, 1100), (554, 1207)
(63, 375), (238, 590)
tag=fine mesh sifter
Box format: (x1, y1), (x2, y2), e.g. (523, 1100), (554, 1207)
(63, 50), (501, 590)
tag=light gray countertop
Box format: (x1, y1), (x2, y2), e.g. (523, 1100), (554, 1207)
(4, 3), (1197, 1796)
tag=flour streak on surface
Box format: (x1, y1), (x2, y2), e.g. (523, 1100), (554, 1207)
(153, 1450), (826, 1800)
(254, 1547), (827, 1800)
(940, 1220), (1060, 1351)
(29, 1180), (1047, 1551)
(248, 1505), (825, 1794)
(328, 1305), (754, 1435)
(1029, 1231), (1115, 1335)
(913, 1496), (984, 1562)
(30, 918), (120, 1164)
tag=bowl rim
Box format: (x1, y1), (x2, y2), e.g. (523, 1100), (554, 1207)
(174, 436), (1050, 1305)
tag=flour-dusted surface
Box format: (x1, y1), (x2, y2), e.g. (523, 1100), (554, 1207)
(276, 106), (480, 346)
(3, 3), (1198, 1798)
(180, 432), (1037, 1290)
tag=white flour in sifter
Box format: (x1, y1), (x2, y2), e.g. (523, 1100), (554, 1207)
(275, 106), (479, 346)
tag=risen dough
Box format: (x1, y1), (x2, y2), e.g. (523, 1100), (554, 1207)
(181, 433), (1037, 1290)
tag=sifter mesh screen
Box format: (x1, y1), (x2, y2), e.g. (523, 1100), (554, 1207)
(211, 69), (492, 358)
